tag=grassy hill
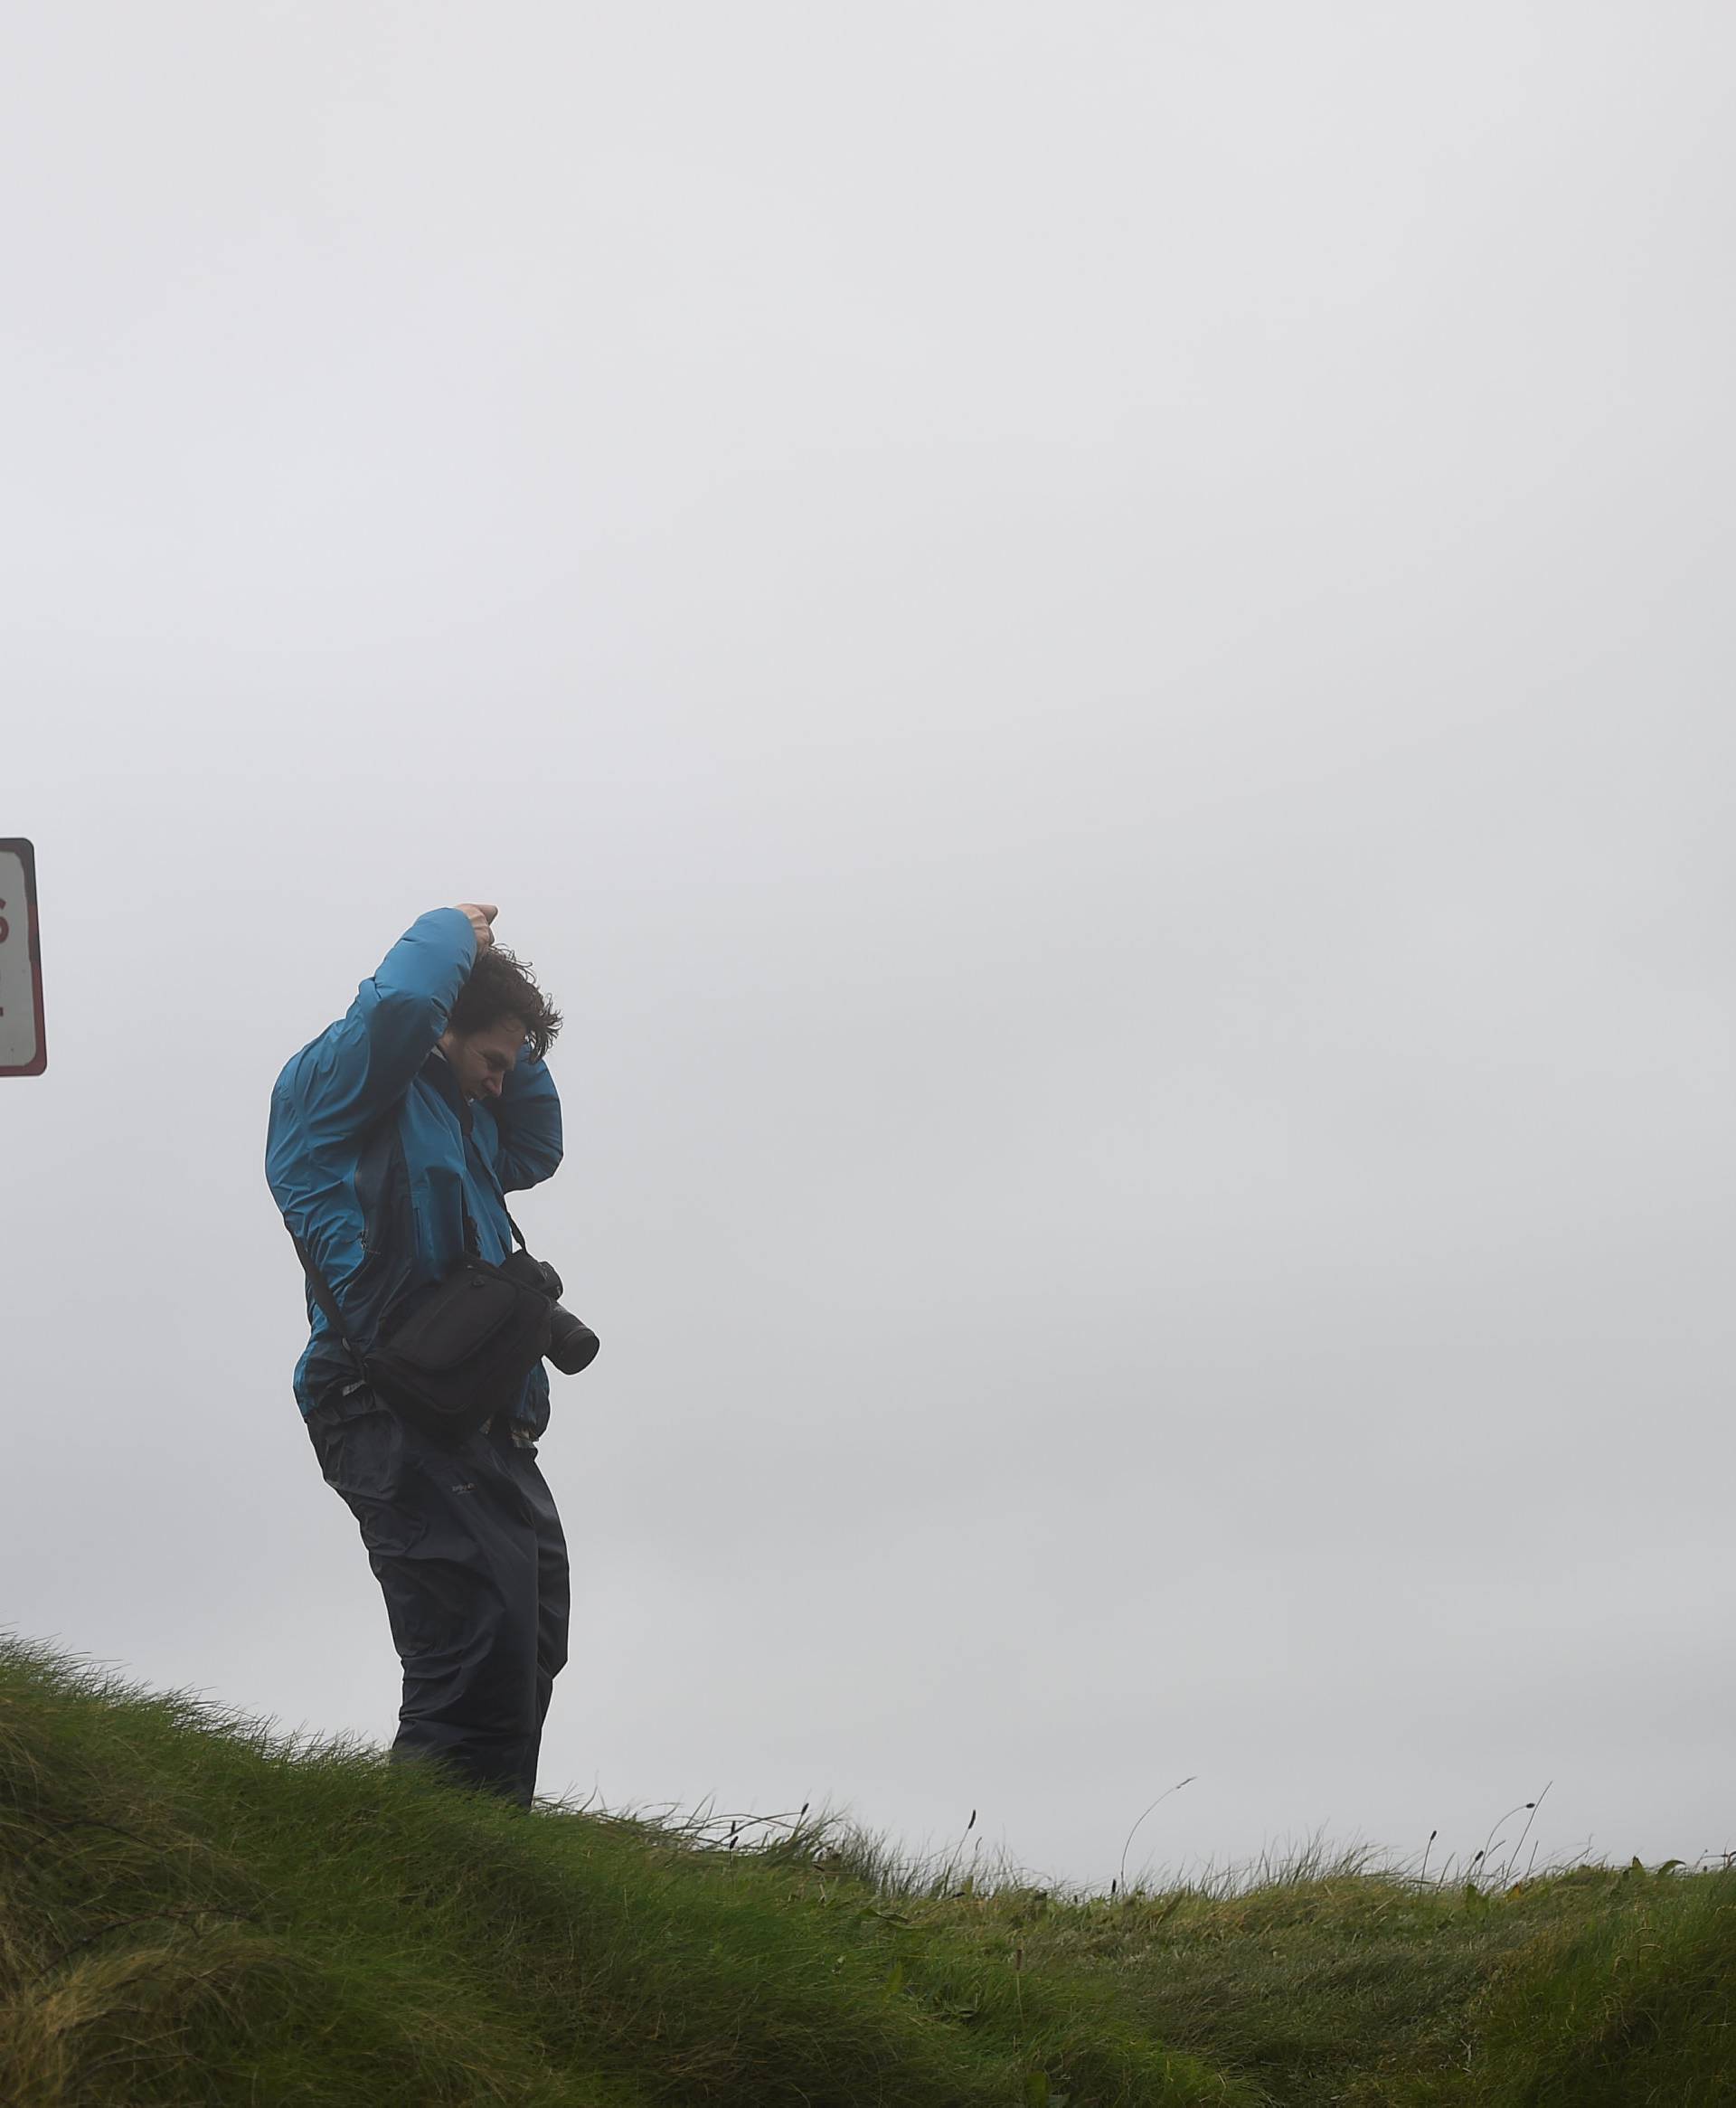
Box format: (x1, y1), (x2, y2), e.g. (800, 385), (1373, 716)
(2, 1638), (1731, 2105)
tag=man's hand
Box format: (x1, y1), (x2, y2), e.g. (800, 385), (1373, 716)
(456, 903), (499, 954)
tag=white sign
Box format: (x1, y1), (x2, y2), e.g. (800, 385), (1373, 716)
(0, 838), (46, 1076)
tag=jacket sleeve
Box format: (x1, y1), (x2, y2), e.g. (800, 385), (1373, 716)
(493, 1053), (563, 1192)
(279, 908), (476, 1143)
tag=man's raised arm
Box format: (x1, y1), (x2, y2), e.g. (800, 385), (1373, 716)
(277, 904), (495, 1142)
(493, 1052), (563, 1192)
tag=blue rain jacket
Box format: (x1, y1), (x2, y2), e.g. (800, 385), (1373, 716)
(265, 908), (564, 1430)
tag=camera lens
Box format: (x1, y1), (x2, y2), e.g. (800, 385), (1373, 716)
(545, 1303), (600, 1375)
(499, 1247), (599, 1375)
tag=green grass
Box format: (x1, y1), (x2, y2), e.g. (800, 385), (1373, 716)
(3, 1637), (1731, 2105)
(882, 1850), (1736, 2105)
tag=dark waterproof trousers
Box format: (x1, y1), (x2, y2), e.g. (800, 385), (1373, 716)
(307, 1388), (570, 1808)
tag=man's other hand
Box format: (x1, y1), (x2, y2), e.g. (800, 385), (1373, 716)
(456, 903), (499, 953)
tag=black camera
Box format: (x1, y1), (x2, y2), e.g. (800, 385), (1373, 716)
(498, 1249), (600, 1375)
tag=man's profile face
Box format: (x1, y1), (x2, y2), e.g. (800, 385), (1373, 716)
(438, 1016), (526, 1101)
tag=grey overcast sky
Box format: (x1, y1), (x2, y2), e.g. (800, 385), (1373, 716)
(4, 1), (1732, 1887)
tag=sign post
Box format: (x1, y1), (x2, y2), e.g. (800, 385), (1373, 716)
(0, 838), (46, 1077)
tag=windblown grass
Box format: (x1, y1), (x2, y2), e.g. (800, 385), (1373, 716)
(781, 1819), (1736, 2105)
(0, 1639), (1238, 2106)
(3, 1636), (1731, 2105)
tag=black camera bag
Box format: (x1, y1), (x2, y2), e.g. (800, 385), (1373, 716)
(284, 1090), (565, 1441)
(363, 1254), (552, 1435)
(289, 1234), (552, 1442)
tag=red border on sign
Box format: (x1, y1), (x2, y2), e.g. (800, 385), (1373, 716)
(0, 837), (46, 1077)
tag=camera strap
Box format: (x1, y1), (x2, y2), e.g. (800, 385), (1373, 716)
(460, 1124), (530, 1256)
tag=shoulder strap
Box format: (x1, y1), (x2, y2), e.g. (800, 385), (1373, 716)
(285, 1224), (368, 1377)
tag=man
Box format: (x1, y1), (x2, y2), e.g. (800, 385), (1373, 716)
(266, 903), (570, 1806)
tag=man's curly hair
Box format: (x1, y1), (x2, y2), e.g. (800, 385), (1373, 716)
(448, 947), (563, 1063)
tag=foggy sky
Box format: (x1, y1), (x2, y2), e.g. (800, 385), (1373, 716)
(4, 2), (1733, 1886)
